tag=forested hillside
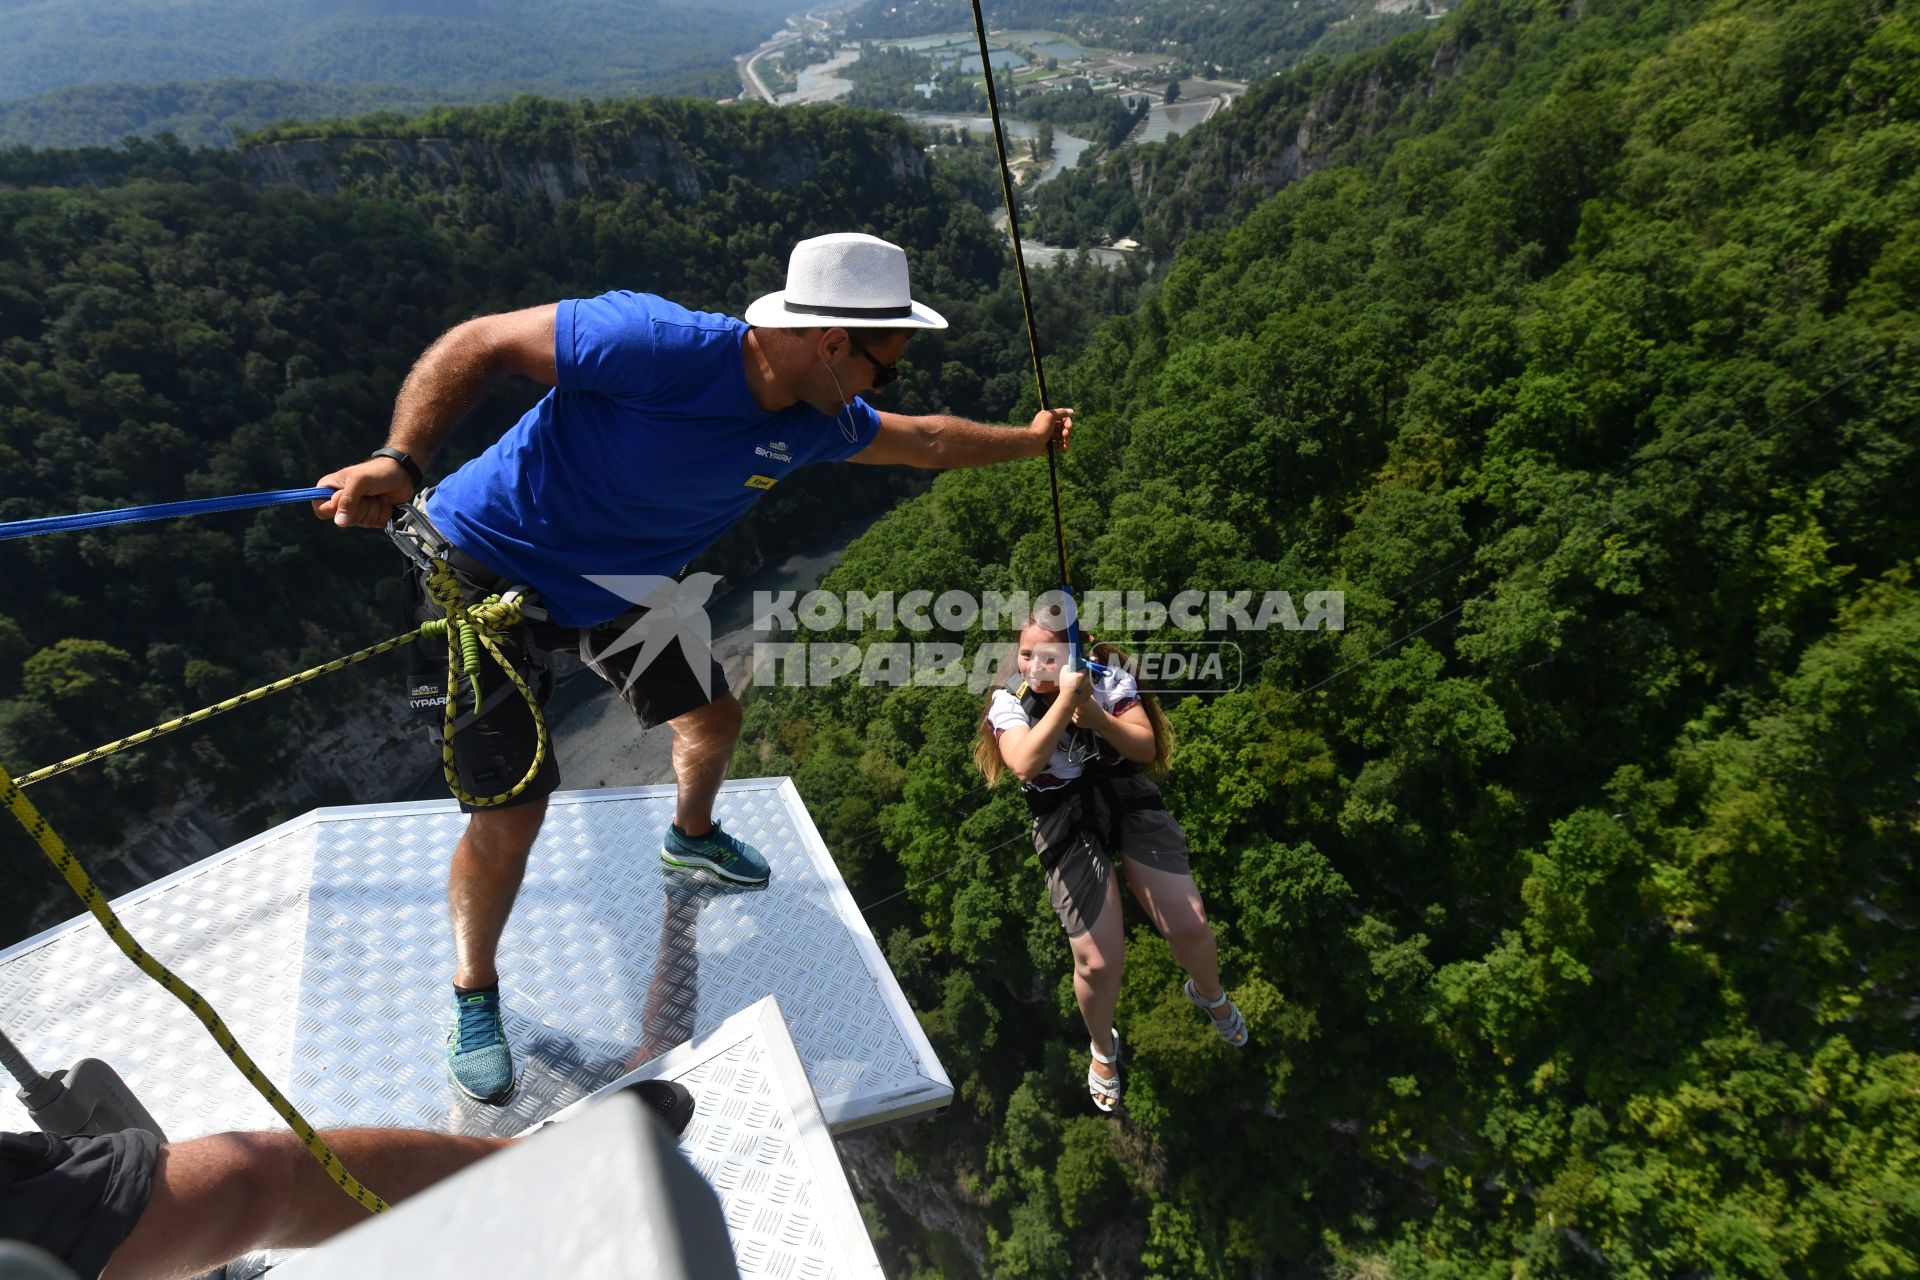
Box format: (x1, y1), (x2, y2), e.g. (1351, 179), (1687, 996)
(0, 0), (797, 148)
(729, 0), (1920, 1273)
(0, 99), (1145, 935)
(0, 80), (445, 151)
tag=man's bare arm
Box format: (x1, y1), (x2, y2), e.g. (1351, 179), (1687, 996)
(313, 305), (558, 528)
(851, 408), (1073, 469)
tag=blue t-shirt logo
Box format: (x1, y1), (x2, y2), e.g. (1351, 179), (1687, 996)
(429, 292), (883, 627)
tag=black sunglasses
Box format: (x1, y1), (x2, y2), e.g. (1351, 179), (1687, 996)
(846, 332), (899, 388)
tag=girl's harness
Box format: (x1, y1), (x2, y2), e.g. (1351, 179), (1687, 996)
(1007, 673), (1164, 861)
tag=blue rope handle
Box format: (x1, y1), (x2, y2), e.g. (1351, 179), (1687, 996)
(1058, 584), (1111, 678)
(0, 488), (335, 542)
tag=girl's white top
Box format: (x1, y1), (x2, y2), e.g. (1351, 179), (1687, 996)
(986, 665), (1141, 790)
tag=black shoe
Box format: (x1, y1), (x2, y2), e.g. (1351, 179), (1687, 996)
(625, 1078), (695, 1137)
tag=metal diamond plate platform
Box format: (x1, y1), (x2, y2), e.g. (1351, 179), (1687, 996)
(274, 999), (882, 1280)
(0, 779), (949, 1141)
(529, 997), (883, 1279)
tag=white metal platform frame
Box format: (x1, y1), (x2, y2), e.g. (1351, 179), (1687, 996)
(0, 778), (951, 1142)
(275, 998), (885, 1280)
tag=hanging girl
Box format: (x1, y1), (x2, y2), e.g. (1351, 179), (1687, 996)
(974, 612), (1247, 1112)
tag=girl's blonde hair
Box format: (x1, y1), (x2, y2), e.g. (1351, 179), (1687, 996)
(971, 615), (1175, 786)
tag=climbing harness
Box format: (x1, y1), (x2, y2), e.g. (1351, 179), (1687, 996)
(388, 499), (554, 793)
(1004, 670), (1165, 859)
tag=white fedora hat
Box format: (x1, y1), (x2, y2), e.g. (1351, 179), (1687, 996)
(744, 232), (948, 330)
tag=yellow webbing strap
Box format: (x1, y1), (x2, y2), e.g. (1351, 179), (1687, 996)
(19, 561), (546, 805)
(15, 630), (433, 790)
(1, 765), (391, 1212)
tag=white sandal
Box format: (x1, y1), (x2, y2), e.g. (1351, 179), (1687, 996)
(1185, 979), (1249, 1047)
(1087, 1028), (1123, 1113)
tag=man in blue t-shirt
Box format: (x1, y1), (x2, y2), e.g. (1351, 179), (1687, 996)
(314, 233), (1073, 1105)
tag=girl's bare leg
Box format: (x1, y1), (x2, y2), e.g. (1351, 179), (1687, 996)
(1121, 859), (1228, 1008)
(1067, 869), (1128, 1090)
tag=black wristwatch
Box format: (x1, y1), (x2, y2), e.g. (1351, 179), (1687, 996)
(369, 447), (424, 494)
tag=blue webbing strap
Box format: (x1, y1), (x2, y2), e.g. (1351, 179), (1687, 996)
(0, 488), (335, 542)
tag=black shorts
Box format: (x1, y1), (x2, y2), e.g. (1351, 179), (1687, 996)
(0, 1128), (160, 1279)
(405, 546), (730, 812)
(1030, 773), (1193, 938)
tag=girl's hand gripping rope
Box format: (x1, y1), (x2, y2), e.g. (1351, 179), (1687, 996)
(1057, 667), (1095, 711)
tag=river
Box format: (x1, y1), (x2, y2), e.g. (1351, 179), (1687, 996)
(893, 109), (1089, 187)
(895, 111), (1137, 267)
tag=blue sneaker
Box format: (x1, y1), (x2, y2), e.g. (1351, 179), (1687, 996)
(661, 820), (770, 885)
(447, 988), (515, 1104)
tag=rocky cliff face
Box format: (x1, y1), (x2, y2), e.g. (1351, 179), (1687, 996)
(241, 130), (706, 201)
(837, 1127), (990, 1272)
